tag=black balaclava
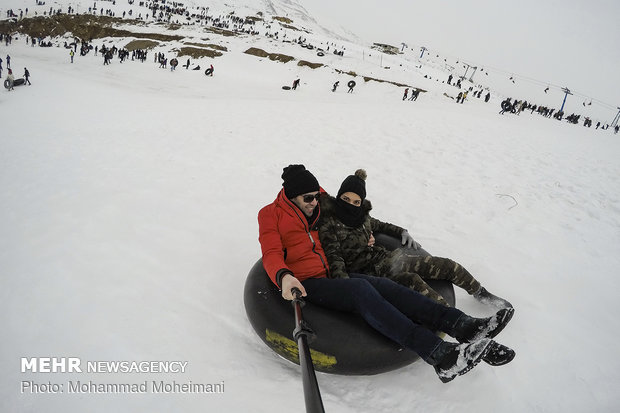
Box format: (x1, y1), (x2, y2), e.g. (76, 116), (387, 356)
(335, 169), (367, 227)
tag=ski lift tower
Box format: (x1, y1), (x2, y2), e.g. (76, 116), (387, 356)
(468, 66), (478, 82)
(560, 87), (573, 112)
(460, 62), (473, 81)
(611, 107), (620, 128)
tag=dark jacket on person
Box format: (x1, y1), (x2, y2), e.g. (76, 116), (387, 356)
(318, 194), (405, 279)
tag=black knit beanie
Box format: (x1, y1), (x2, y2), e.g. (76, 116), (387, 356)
(337, 169), (367, 201)
(282, 164), (320, 199)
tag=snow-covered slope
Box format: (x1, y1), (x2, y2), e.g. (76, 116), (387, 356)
(2, 2), (620, 413)
(1, 0), (615, 121)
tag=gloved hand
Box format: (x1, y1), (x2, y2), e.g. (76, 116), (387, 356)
(401, 230), (420, 250)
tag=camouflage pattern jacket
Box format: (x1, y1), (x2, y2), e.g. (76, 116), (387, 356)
(318, 194), (406, 279)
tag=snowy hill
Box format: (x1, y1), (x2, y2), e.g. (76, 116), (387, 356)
(2, 1), (620, 412)
(1, 0), (615, 122)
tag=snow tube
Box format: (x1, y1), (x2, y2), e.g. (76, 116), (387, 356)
(244, 234), (455, 375)
(205, 68), (213, 76)
(316, 51), (325, 57)
(501, 100), (513, 112)
(347, 80), (356, 88)
(4, 78), (25, 89)
(282, 86), (291, 90)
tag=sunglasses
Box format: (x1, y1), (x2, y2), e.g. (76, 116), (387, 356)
(302, 193), (321, 203)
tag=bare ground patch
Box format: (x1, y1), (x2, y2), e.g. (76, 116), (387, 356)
(204, 27), (238, 37)
(244, 47), (295, 63)
(125, 39), (159, 51)
(174, 47), (223, 59)
(298, 60), (323, 69)
(184, 42), (228, 52)
(0, 14), (183, 42)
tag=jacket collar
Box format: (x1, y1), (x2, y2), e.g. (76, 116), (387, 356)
(276, 189), (321, 230)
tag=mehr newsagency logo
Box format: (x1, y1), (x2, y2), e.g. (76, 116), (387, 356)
(20, 357), (225, 395)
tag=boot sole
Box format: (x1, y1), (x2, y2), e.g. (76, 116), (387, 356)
(468, 307), (514, 342)
(483, 342), (516, 366)
(487, 307), (514, 340)
(437, 339), (493, 383)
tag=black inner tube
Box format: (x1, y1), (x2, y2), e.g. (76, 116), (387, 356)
(244, 233), (455, 375)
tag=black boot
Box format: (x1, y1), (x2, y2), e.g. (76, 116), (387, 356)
(483, 341), (516, 366)
(473, 287), (513, 309)
(452, 307), (514, 343)
(430, 339), (493, 383)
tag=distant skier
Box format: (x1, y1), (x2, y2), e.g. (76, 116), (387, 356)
(447, 74), (453, 85)
(185, 58), (190, 69)
(70, 50), (74, 63)
(409, 89), (419, 101)
(485, 92), (490, 103)
(6, 54), (10, 69)
(456, 92), (463, 103)
(332, 81), (339, 92)
(402, 88), (409, 101)
(0, 56), (3, 78)
(24, 67), (31, 85)
(292, 78), (300, 90)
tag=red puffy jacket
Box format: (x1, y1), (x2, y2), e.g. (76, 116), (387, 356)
(258, 189), (329, 287)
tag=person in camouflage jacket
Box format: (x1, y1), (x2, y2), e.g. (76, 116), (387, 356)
(258, 165), (516, 382)
(318, 169), (512, 308)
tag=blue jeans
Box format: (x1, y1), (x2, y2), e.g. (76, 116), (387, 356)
(302, 273), (464, 362)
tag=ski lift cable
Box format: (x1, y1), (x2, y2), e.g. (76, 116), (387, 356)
(473, 65), (616, 110)
(394, 42), (617, 111)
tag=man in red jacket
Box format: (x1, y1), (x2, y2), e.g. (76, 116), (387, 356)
(258, 165), (515, 382)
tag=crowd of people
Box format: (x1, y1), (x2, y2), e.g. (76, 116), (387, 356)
(498, 97), (616, 132)
(2, 4), (616, 133)
(445, 74), (491, 104)
(443, 70), (614, 132)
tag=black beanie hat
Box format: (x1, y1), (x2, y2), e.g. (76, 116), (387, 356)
(282, 164), (320, 199)
(338, 169), (367, 201)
